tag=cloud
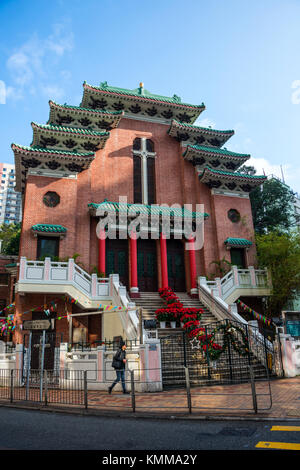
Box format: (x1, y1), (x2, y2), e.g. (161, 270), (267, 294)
(248, 156), (300, 193)
(5, 24), (74, 101)
(45, 24), (74, 56)
(247, 156), (286, 178)
(41, 85), (65, 101)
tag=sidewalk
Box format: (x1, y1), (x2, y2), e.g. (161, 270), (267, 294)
(1, 377), (299, 421)
(86, 376), (300, 420)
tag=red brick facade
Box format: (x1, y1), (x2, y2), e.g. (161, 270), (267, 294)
(12, 82), (265, 344)
(19, 117), (258, 279)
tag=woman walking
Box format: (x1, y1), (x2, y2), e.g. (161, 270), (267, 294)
(108, 340), (129, 394)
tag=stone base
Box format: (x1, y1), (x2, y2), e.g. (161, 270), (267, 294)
(189, 289), (198, 298)
(130, 287), (140, 298)
(129, 292), (140, 298)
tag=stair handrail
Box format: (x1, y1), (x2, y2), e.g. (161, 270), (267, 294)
(110, 274), (138, 340)
(198, 281), (242, 323)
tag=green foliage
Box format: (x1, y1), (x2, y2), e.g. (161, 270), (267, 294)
(256, 231), (300, 315)
(0, 223), (21, 255)
(89, 265), (106, 277)
(209, 256), (232, 278)
(250, 178), (296, 234)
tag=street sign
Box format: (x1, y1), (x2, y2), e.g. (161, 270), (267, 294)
(23, 320), (51, 330)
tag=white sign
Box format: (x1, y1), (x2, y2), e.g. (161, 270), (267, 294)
(23, 320), (51, 330)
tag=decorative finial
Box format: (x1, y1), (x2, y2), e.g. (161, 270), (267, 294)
(140, 82), (144, 88)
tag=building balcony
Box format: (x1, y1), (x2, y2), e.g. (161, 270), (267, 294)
(16, 257), (139, 339)
(199, 266), (272, 304)
(16, 257), (112, 308)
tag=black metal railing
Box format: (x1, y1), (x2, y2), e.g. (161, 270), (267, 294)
(160, 319), (283, 388)
(0, 365), (272, 415)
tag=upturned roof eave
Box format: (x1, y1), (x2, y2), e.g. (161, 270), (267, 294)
(47, 100), (124, 126)
(168, 119), (235, 137)
(199, 165), (267, 183)
(11, 143), (95, 159)
(81, 82), (205, 111)
(183, 144), (251, 161)
(31, 121), (110, 138)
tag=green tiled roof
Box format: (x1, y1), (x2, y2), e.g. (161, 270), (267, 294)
(202, 166), (266, 179)
(83, 82), (205, 109)
(49, 100), (123, 116)
(184, 145), (250, 159)
(12, 143), (94, 157)
(31, 122), (109, 137)
(171, 119), (234, 134)
(225, 237), (253, 247)
(31, 224), (67, 233)
(88, 200), (209, 219)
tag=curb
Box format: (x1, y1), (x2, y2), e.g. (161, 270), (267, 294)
(1, 401), (299, 422)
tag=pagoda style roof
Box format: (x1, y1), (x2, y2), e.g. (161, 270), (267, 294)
(183, 144), (250, 171)
(31, 122), (110, 153)
(12, 143), (95, 193)
(168, 119), (234, 146)
(81, 82), (205, 124)
(88, 199), (209, 219)
(198, 166), (267, 193)
(48, 100), (124, 131)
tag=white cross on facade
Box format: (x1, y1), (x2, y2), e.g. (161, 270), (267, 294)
(132, 137), (156, 205)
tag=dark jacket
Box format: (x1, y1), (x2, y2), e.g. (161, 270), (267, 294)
(112, 348), (126, 370)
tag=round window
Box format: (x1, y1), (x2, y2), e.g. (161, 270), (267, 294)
(228, 209), (241, 223)
(43, 191), (60, 208)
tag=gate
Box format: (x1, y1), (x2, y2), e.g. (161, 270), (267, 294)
(22, 331), (63, 386)
(160, 319), (284, 388)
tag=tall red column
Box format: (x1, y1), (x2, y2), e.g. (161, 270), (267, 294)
(160, 232), (168, 289)
(130, 230), (139, 297)
(187, 237), (197, 297)
(98, 229), (106, 275)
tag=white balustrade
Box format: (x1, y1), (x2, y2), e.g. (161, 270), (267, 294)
(18, 257), (110, 300)
(200, 266), (270, 304)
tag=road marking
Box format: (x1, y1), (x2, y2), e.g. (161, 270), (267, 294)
(271, 426), (300, 432)
(256, 441), (300, 450)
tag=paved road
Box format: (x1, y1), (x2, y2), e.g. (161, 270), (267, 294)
(0, 407), (300, 452)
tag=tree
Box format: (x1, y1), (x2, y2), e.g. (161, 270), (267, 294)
(238, 166), (297, 233)
(256, 231), (300, 315)
(250, 178), (296, 234)
(0, 223), (21, 255)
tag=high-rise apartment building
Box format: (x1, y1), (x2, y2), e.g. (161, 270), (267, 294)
(0, 163), (22, 225)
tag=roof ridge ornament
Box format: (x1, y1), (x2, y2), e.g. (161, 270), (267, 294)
(172, 94), (181, 103)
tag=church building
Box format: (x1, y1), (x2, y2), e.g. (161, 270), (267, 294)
(11, 81), (267, 348)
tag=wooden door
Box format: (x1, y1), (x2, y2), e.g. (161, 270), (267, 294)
(137, 239), (158, 292)
(106, 239), (129, 288)
(230, 248), (246, 268)
(167, 239), (186, 292)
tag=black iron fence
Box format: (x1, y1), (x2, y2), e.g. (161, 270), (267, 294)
(160, 320), (283, 388)
(0, 364), (272, 415)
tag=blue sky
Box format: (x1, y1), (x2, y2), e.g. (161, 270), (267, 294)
(1, 0), (300, 191)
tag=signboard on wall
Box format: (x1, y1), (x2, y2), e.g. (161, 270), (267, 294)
(23, 320), (51, 330)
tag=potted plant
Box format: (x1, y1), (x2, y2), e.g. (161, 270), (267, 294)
(155, 310), (170, 328)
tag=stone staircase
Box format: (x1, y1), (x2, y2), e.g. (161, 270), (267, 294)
(134, 291), (217, 326)
(159, 332), (271, 388)
(134, 291), (273, 388)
